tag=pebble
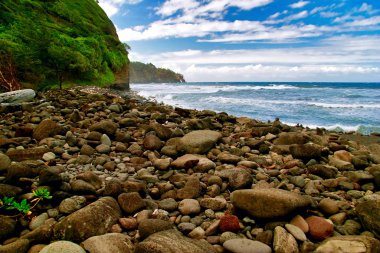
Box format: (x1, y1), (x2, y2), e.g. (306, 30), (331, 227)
(178, 199), (201, 215)
(285, 223), (307, 241)
(223, 238), (272, 253)
(273, 226), (299, 253)
(306, 216), (334, 241)
(39, 241), (85, 253)
(290, 215), (309, 233)
(29, 212), (49, 230)
(318, 198), (339, 215)
(42, 152), (56, 162)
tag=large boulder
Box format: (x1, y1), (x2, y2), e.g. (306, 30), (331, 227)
(33, 119), (62, 141)
(81, 233), (134, 253)
(39, 241), (85, 253)
(0, 239), (29, 253)
(0, 89), (35, 104)
(138, 219), (174, 240)
(6, 147), (50, 162)
(178, 130), (222, 154)
(53, 197), (121, 242)
(0, 153), (11, 171)
(273, 132), (310, 145)
(0, 217), (16, 240)
(89, 120), (118, 136)
(315, 236), (380, 253)
(230, 189), (311, 218)
(135, 229), (216, 253)
(356, 198), (380, 238)
(289, 144), (323, 160)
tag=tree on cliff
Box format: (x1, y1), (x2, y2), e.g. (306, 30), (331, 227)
(0, 0), (129, 90)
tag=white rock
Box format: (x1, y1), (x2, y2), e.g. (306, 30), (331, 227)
(0, 89), (35, 104)
(100, 134), (112, 147)
(39, 241), (85, 253)
(43, 152), (56, 161)
(223, 238), (272, 253)
(285, 224), (307, 241)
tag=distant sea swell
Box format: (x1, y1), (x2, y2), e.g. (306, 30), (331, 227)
(130, 82), (380, 135)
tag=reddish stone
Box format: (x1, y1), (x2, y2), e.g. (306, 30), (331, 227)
(306, 216), (334, 241)
(219, 214), (240, 232)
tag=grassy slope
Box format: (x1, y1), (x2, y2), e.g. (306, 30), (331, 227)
(0, 0), (129, 90)
(130, 61), (185, 83)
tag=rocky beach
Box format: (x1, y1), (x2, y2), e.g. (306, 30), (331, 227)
(1, 86), (380, 253)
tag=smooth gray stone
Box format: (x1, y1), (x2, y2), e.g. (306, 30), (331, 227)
(0, 89), (35, 104)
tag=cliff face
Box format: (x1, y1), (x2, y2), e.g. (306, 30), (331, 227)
(0, 0), (129, 91)
(130, 62), (185, 84)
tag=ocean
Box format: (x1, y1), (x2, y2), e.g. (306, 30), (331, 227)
(130, 82), (380, 135)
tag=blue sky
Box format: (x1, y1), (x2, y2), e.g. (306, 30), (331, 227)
(99, 0), (380, 82)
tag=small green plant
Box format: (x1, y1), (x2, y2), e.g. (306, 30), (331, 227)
(32, 188), (52, 200)
(0, 188), (52, 218)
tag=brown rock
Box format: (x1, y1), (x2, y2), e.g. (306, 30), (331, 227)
(290, 215), (309, 233)
(0, 183), (22, 197)
(118, 192), (146, 214)
(171, 154), (199, 169)
(178, 130), (222, 154)
(143, 135), (162, 150)
(290, 144), (323, 160)
(135, 229), (216, 253)
(273, 226), (299, 253)
(0, 217), (16, 240)
(53, 197), (121, 242)
(176, 176), (201, 199)
(119, 218), (138, 230)
(228, 169), (253, 190)
(89, 120), (118, 136)
(273, 132), (310, 145)
(0, 153), (11, 171)
(231, 189), (311, 219)
(149, 123), (172, 140)
(33, 119), (62, 141)
(138, 219), (174, 239)
(6, 147), (50, 162)
(0, 239), (29, 253)
(306, 216), (334, 241)
(81, 233), (134, 253)
(318, 198), (339, 215)
(356, 198), (380, 238)
(315, 236), (380, 253)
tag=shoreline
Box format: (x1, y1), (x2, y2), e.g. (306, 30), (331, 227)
(130, 82), (380, 136)
(0, 86), (380, 252)
(127, 86), (380, 145)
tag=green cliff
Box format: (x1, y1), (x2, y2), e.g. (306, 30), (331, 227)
(130, 61), (185, 84)
(0, 0), (129, 91)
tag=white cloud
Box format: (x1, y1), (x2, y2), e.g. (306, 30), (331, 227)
(156, 0), (273, 18)
(118, 19), (266, 41)
(289, 1), (310, 9)
(346, 16), (380, 26)
(129, 35), (380, 82)
(177, 64), (380, 82)
(320, 12), (339, 18)
(99, 0), (142, 17)
(156, 0), (200, 16)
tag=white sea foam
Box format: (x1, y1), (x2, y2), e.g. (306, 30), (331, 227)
(282, 122), (380, 135)
(203, 96), (380, 109)
(131, 83), (299, 95)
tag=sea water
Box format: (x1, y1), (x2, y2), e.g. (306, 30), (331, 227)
(130, 82), (380, 135)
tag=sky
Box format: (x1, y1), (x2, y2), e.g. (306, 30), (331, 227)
(98, 0), (380, 82)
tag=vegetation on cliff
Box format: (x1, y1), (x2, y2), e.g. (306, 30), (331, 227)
(0, 0), (129, 91)
(130, 61), (185, 83)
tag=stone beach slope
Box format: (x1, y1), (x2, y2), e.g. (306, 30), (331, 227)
(0, 86), (380, 253)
